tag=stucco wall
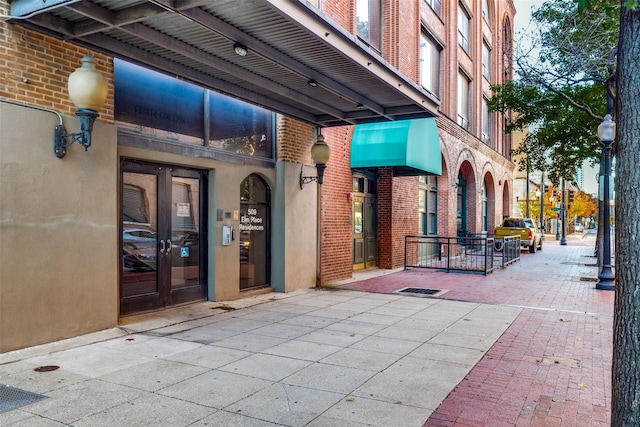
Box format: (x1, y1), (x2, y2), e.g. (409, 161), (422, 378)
(0, 103), (118, 353)
(117, 144), (317, 302)
(281, 161), (318, 291)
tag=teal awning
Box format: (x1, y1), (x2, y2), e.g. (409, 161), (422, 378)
(350, 118), (441, 176)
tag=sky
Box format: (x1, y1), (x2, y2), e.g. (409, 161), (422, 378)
(514, 0), (543, 33)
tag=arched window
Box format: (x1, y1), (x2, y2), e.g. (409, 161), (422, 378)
(482, 180), (489, 232)
(239, 174), (271, 290)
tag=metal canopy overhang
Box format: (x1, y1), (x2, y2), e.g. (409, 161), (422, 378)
(7, 0), (439, 128)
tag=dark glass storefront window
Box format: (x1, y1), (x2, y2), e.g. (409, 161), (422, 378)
(114, 59), (274, 159)
(114, 60), (204, 139)
(208, 93), (273, 158)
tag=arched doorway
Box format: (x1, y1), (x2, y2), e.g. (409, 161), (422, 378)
(239, 174), (270, 291)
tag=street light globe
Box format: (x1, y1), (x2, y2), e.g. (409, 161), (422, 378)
(597, 114), (616, 142)
(67, 54), (108, 111)
(311, 133), (330, 166)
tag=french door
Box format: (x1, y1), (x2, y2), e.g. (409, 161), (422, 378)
(353, 194), (377, 270)
(120, 160), (207, 315)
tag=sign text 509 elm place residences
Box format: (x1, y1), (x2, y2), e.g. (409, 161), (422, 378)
(240, 209), (264, 231)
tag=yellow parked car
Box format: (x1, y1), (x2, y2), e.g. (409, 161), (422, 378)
(493, 217), (542, 253)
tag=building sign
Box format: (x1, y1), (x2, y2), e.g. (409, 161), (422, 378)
(176, 203), (190, 218)
(240, 208), (264, 231)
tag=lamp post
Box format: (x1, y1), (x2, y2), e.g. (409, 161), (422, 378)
(537, 185), (545, 239)
(596, 114), (615, 290)
(560, 177), (567, 245)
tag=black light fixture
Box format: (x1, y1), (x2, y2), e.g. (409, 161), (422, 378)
(233, 43), (248, 57)
(596, 113), (615, 290)
(307, 79), (318, 87)
(54, 54), (108, 158)
(300, 129), (331, 188)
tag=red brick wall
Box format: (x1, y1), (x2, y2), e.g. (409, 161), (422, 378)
(277, 116), (314, 164)
(390, 175), (420, 267)
(319, 126), (355, 283)
(377, 167), (393, 268)
(376, 169), (419, 269)
(320, 0), (354, 31)
(0, 5), (114, 122)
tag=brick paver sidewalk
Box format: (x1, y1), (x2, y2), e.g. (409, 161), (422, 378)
(338, 233), (614, 426)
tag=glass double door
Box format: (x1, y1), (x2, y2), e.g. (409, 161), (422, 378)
(120, 160), (206, 315)
(353, 194), (377, 270)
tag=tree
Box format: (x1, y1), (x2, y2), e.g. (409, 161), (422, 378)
(500, 1), (640, 421)
(577, 0), (640, 423)
(488, 0), (619, 182)
(567, 191), (597, 220)
(611, 2), (640, 424)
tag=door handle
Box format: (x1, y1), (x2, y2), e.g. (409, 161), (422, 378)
(159, 239), (165, 254)
(166, 240), (171, 253)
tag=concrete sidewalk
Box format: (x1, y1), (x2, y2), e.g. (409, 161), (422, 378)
(341, 231), (613, 426)
(0, 232), (612, 426)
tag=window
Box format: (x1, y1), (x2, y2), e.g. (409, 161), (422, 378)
(482, 42), (491, 80)
(420, 32), (441, 97)
(481, 181), (488, 232)
(458, 5), (471, 54)
(419, 175), (438, 235)
(502, 17), (513, 80)
(356, 0), (381, 50)
(457, 72), (470, 130)
(122, 184), (150, 224)
(482, 97), (491, 144)
(424, 0), (442, 16)
(482, 0), (491, 24)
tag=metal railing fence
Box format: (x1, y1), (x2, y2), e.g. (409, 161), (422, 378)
(404, 234), (521, 274)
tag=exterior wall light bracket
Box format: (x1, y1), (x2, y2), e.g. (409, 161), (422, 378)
(54, 54), (107, 158)
(300, 163), (327, 188)
(54, 109), (100, 158)
(300, 130), (330, 189)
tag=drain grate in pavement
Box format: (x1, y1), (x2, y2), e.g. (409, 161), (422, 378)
(396, 287), (443, 297)
(0, 384), (47, 413)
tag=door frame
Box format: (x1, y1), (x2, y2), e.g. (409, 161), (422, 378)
(120, 159), (208, 316)
(352, 171), (378, 271)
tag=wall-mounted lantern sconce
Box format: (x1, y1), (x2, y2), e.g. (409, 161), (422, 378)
(452, 178), (459, 192)
(233, 42), (248, 57)
(54, 54), (108, 158)
(300, 129), (331, 189)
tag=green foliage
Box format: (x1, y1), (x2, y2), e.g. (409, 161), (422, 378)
(489, 0), (619, 184)
(576, 0), (638, 12)
(488, 82), (605, 184)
